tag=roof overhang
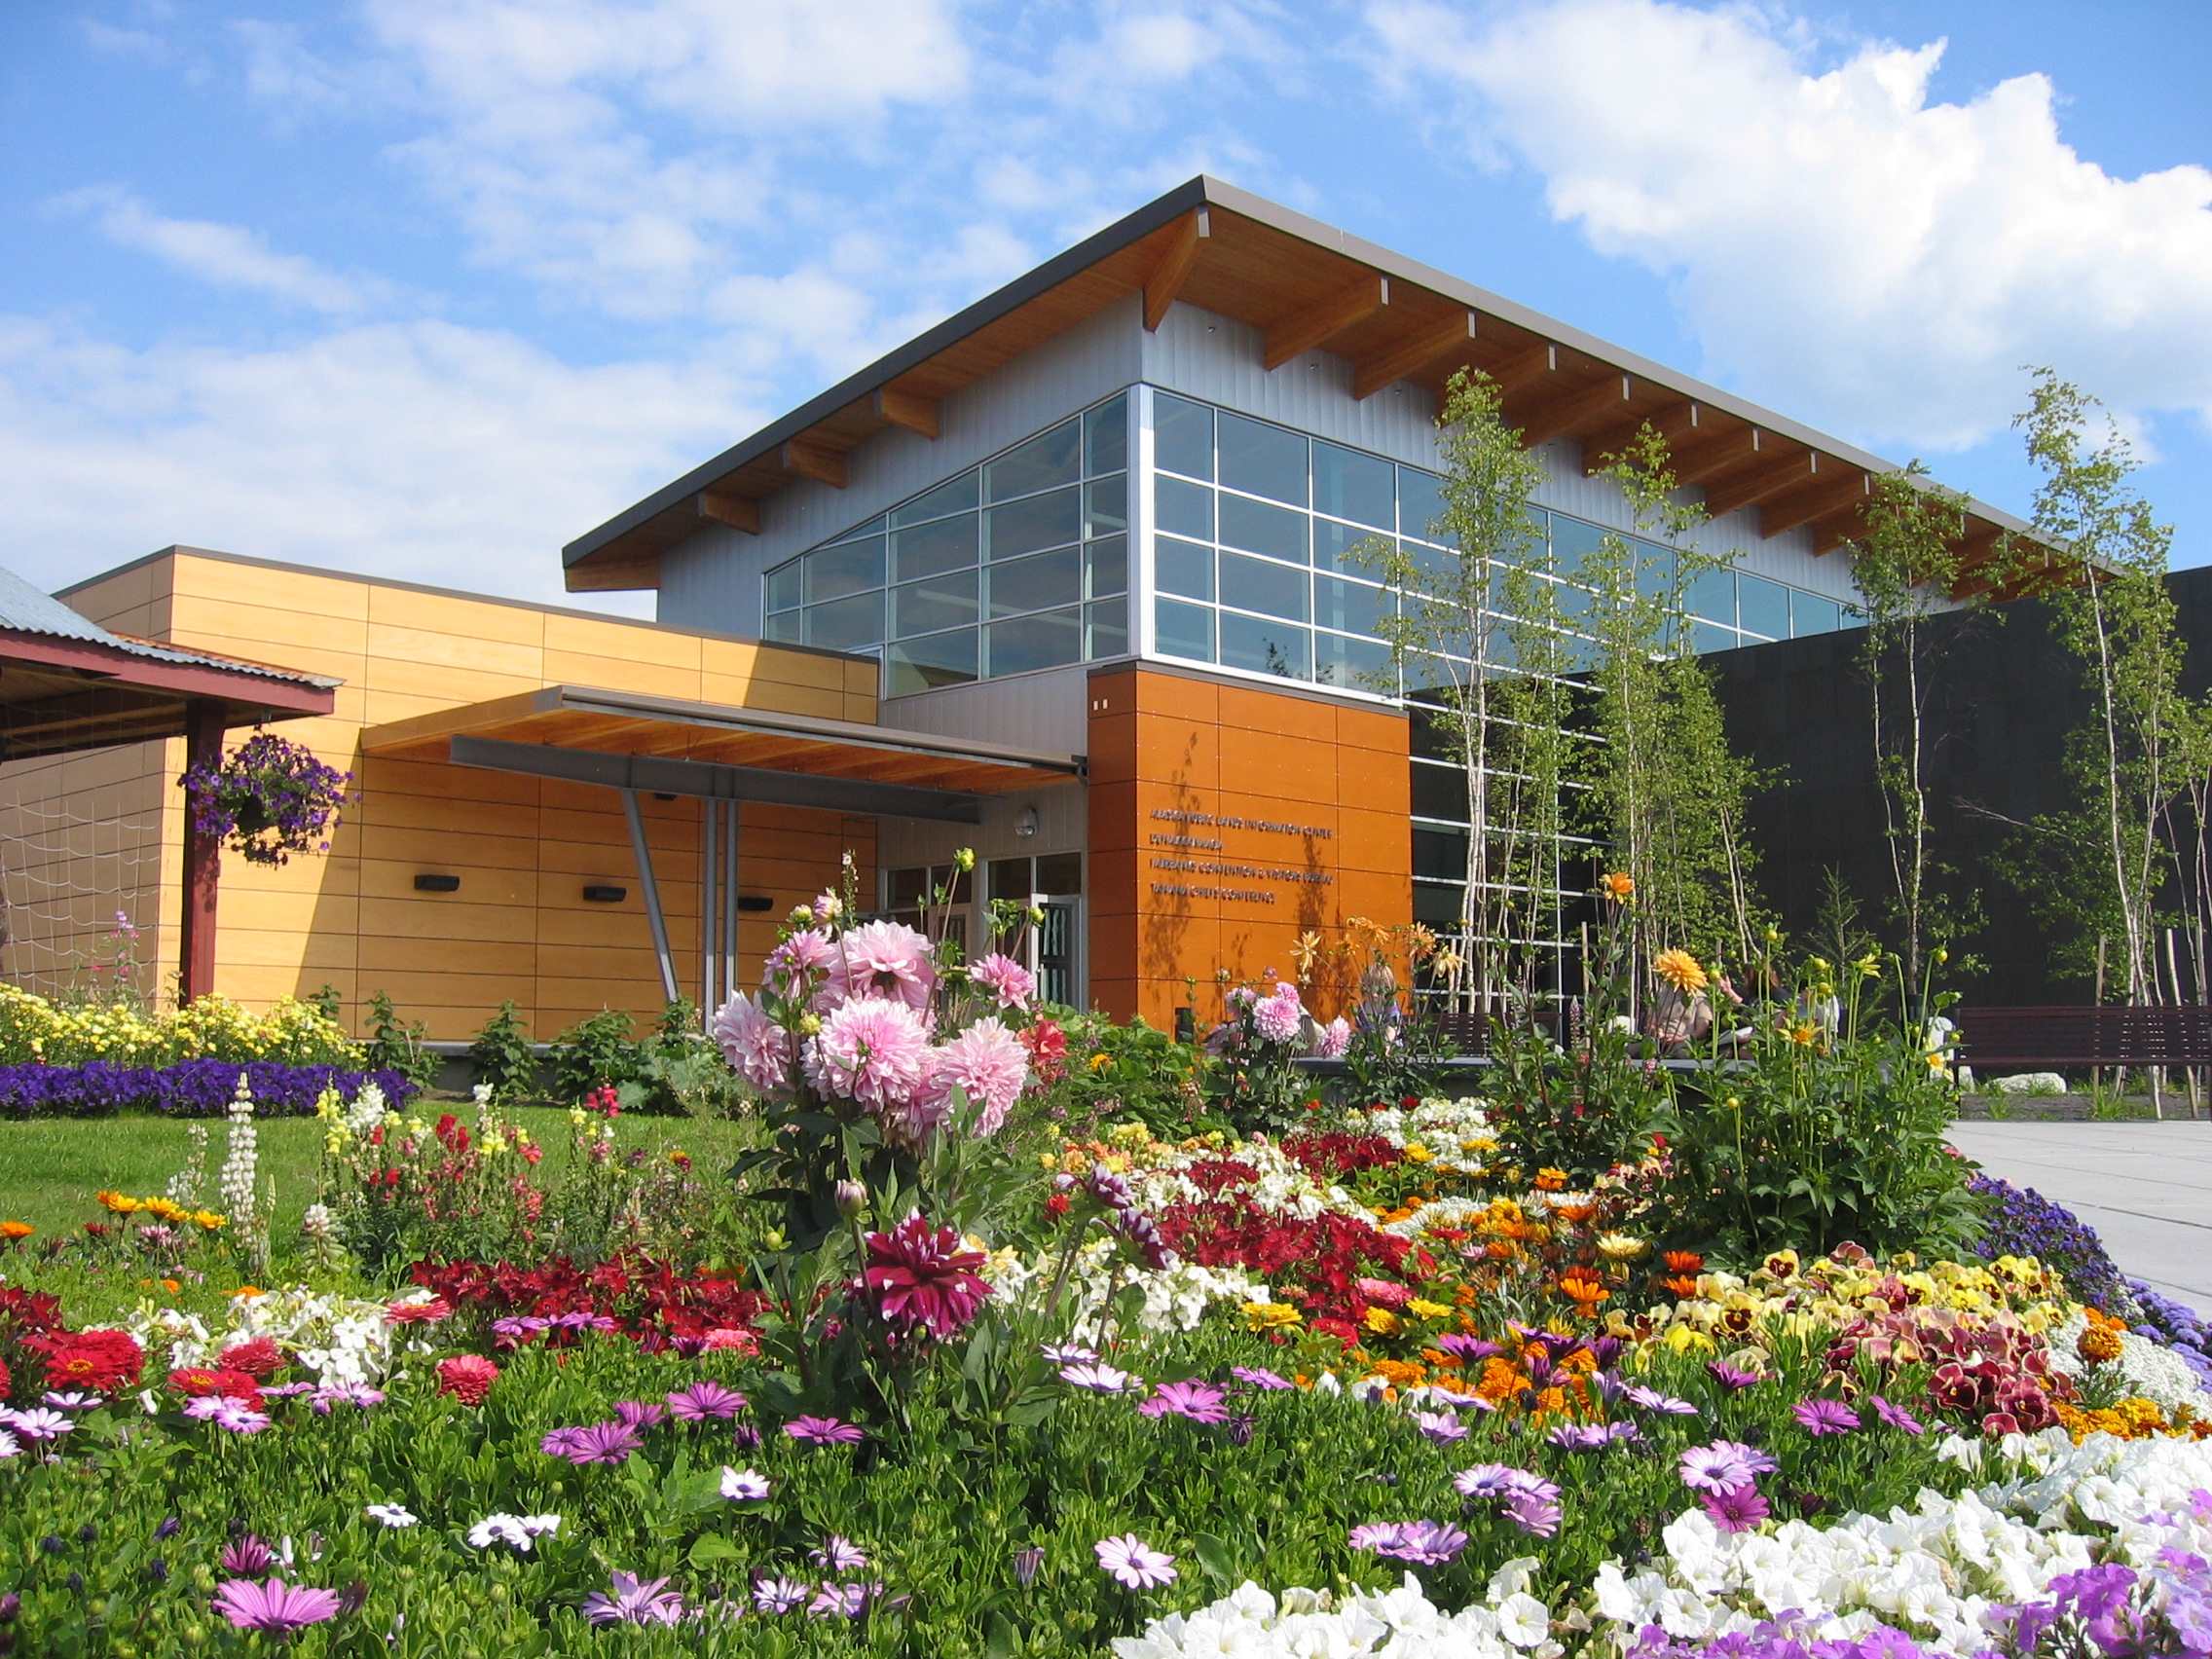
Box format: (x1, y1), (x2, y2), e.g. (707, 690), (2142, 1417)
(0, 628), (339, 760)
(361, 684), (1086, 809)
(564, 175), (2061, 605)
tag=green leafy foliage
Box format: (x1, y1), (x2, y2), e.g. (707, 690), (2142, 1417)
(362, 990), (441, 1093)
(469, 1001), (539, 1104)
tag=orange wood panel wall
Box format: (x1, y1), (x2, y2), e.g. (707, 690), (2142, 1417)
(1088, 664), (1411, 1030)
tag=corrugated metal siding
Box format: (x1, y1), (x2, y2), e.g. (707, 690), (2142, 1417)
(876, 664), (1089, 756)
(873, 781), (1088, 882)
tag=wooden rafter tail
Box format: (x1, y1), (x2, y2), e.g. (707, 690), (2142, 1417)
(1757, 468), (1872, 539)
(697, 488), (760, 534)
(1263, 273), (1390, 371)
(1486, 340), (1559, 401)
(780, 438), (847, 489)
(1702, 447), (1819, 521)
(1807, 499), (1873, 556)
(872, 387), (940, 440)
(1664, 419), (1762, 488)
(1512, 373), (1635, 449)
(1579, 399), (1702, 477)
(1352, 309), (1478, 401)
(1143, 207), (1208, 332)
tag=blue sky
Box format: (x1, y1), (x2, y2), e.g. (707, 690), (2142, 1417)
(3, 0), (2208, 616)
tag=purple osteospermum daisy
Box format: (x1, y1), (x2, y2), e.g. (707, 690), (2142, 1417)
(1707, 1361), (1762, 1391)
(808, 1582), (872, 1621)
(1232, 1366), (1294, 1390)
(1679, 1440), (1778, 1493)
(1041, 1343), (1098, 1366)
(811, 1535), (869, 1573)
(1700, 1483), (1771, 1533)
(1547, 1421), (1637, 1450)
(612, 1400), (669, 1431)
(666, 1381), (748, 1421)
(753, 1576), (810, 1615)
(719, 1466), (770, 1501)
(212, 1577), (343, 1635)
(260, 1383), (317, 1400)
(1435, 1333), (1502, 1364)
(570, 1420), (646, 1465)
(1352, 1520), (1467, 1567)
(582, 1571), (684, 1626)
(1623, 1383), (1700, 1416)
(1506, 1493), (1563, 1537)
(1869, 1395), (1928, 1436)
(785, 1415), (865, 1446)
(1137, 1380), (1230, 1424)
(5, 1409), (72, 1442)
(42, 1393), (102, 1412)
(1414, 1411), (1469, 1444)
(1793, 1398), (1859, 1436)
(1095, 1534), (1177, 1590)
(220, 1535), (277, 1576)
(1453, 1463), (1519, 1498)
(540, 1426), (587, 1459)
(311, 1385), (384, 1415)
(1060, 1363), (1137, 1394)
(212, 1403), (273, 1434)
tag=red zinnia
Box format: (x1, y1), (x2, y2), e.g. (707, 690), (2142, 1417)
(42, 1329), (145, 1393)
(862, 1214), (992, 1341)
(169, 1367), (263, 1403)
(386, 1296), (453, 1326)
(217, 1338), (284, 1379)
(438, 1354), (499, 1405)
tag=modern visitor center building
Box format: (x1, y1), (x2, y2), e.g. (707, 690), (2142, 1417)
(0, 179), (2039, 1037)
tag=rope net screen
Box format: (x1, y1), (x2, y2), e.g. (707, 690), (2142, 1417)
(0, 741), (170, 1003)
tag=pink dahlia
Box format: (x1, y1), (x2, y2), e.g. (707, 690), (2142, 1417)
(711, 992), (794, 1092)
(820, 920), (936, 1011)
(862, 1214), (992, 1340)
(1312, 1016), (1352, 1059)
(803, 997), (937, 1116)
(931, 1017), (1030, 1134)
(1253, 984), (1305, 1045)
(764, 927), (836, 993)
(967, 953), (1036, 1012)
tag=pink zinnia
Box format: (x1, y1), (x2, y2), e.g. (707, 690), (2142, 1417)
(711, 992), (794, 1093)
(931, 1017), (1030, 1134)
(804, 997), (937, 1116)
(1355, 1276), (1412, 1309)
(1252, 985), (1305, 1045)
(863, 1213), (992, 1340)
(1312, 1016), (1352, 1059)
(437, 1354), (498, 1406)
(700, 1327), (760, 1355)
(967, 953), (1036, 1011)
(820, 920), (936, 1010)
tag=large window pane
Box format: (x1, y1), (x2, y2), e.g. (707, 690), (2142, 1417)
(1792, 592), (1843, 636)
(892, 512), (977, 581)
(807, 537), (883, 601)
(1154, 393), (1213, 480)
(1737, 571), (1789, 640)
(1155, 597), (1214, 661)
(1550, 516), (1606, 578)
(1087, 474), (1127, 536)
(892, 571), (977, 637)
(765, 609), (802, 643)
(986, 420), (1081, 501)
(986, 487), (1080, 559)
(1086, 596), (1126, 659)
(987, 857), (1032, 903)
(1314, 573), (1390, 636)
(806, 592), (882, 650)
(1035, 852), (1082, 895)
(1155, 476), (1213, 541)
(1314, 630), (1393, 689)
(987, 608), (1081, 677)
(1414, 883), (1468, 926)
(1410, 760), (1467, 821)
(892, 471), (977, 528)
(1693, 621), (1738, 656)
(885, 629), (978, 696)
(1220, 611), (1311, 680)
(1218, 412), (1307, 506)
(1686, 566), (1735, 629)
(1086, 393), (1127, 475)
(1218, 493), (1308, 563)
(987, 546), (1081, 617)
(766, 563), (802, 612)
(1414, 826), (1469, 880)
(1155, 536), (1214, 601)
(1220, 551), (1309, 622)
(1399, 467), (1448, 543)
(1315, 516), (1388, 573)
(1634, 539), (1675, 600)
(1313, 441), (1395, 530)
(1087, 535), (1126, 598)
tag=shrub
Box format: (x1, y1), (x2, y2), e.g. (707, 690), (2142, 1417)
(0, 985), (359, 1068)
(468, 1000), (537, 1103)
(361, 989), (440, 1093)
(547, 1008), (641, 1102)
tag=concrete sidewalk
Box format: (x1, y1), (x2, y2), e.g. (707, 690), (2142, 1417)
(1946, 1121), (2212, 1316)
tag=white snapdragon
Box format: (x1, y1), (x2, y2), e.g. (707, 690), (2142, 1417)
(218, 1075), (258, 1218)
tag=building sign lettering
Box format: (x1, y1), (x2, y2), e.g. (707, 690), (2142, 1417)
(1147, 805), (1334, 906)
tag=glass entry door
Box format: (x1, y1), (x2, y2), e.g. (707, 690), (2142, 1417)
(1032, 898), (1081, 1008)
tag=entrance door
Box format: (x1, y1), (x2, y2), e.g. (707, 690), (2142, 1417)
(1031, 898), (1081, 1009)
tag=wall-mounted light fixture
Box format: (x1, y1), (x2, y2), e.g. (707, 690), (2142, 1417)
(582, 884), (627, 903)
(414, 873), (461, 893)
(1015, 806), (1040, 839)
(735, 895), (774, 912)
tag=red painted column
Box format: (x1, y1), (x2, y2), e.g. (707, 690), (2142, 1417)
(179, 702), (225, 1005)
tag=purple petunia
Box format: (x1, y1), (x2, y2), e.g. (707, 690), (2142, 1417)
(1138, 1381), (1231, 1424)
(1679, 1440), (1778, 1493)
(582, 1572), (685, 1626)
(212, 1577), (343, 1635)
(1700, 1482), (1771, 1533)
(1792, 1398), (1859, 1436)
(666, 1382), (748, 1422)
(785, 1415), (865, 1446)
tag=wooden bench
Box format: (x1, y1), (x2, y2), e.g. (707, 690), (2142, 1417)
(1952, 1005), (2212, 1071)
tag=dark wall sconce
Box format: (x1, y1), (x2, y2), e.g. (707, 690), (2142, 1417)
(735, 895), (774, 912)
(414, 873), (461, 893)
(582, 884), (627, 903)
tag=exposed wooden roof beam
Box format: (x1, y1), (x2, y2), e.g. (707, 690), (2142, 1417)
(1352, 308), (1477, 400)
(872, 388), (939, 440)
(1264, 273), (1390, 371)
(780, 439), (847, 489)
(1143, 206), (1208, 332)
(1667, 421), (1763, 486)
(696, 488), (759, 534)
(1514, 373), (1635, 449)
(1490, 340), (1559, 398)
(1758, 468), (1871, 538)
(1703, 447), (1820, 520)
(1579, 399), (1702, 476)
(1807, 500), (1871, 555)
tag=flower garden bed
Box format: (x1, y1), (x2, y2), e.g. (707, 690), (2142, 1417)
(0, 1059), (419, 1121)
(3, 892), (2211, 1657)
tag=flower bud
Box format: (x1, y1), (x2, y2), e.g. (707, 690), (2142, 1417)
(953, 847), (977, 872)
(833, 1180), (866, 1219)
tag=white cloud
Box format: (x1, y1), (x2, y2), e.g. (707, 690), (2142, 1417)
(1367, 0), (2212, 450)
(0, 313), (763, 611)
(54, 186), (379, 314)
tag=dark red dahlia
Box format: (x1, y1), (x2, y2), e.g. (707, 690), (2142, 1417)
(863, 1214), (992, 1341)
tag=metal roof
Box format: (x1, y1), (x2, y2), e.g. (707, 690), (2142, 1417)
(0, 561), (336, 689)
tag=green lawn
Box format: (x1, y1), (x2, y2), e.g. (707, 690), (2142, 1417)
(0, 1106), (756, 1245)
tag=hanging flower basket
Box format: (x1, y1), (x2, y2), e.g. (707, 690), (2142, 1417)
(179, 731), (351, 867)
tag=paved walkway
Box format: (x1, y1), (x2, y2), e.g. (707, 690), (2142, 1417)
(1947, 1122), (2212, 1316)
